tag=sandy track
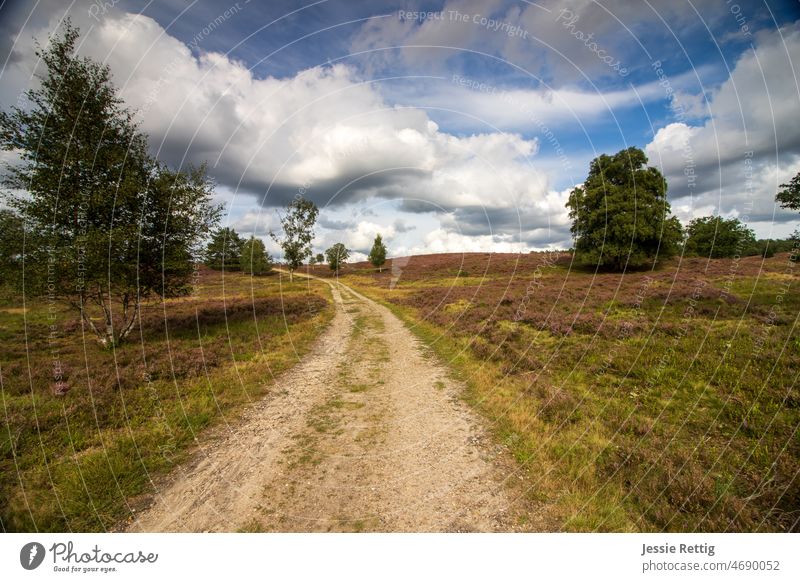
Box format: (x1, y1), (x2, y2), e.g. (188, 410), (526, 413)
(130, 274), (516, 532)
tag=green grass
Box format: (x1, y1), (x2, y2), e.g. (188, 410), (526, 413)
(0, 268), (334, 532)
(343, 253), (800, 532)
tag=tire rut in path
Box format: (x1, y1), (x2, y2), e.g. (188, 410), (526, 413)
(130, 276), (517, 532)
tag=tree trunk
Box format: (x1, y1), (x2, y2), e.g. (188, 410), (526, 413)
(97, 290), (115, 347)
(118, 296), (140, 343)
(75, 298), (106, 346)
(73, 290), (140, 348)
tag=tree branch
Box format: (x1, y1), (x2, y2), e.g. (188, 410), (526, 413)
(118, 296), (140, 342)
(70, 296), (104, 344)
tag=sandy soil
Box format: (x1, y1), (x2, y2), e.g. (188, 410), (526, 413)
(129, 274), (518, 532)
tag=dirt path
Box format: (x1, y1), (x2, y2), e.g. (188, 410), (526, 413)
(130, 274), (517, 532)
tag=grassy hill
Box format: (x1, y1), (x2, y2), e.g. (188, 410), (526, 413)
(316, 250), (799, 532)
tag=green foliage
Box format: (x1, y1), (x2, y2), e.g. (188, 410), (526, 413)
(315, 252), (325, 264)
(685, 216), (756, 258)
(566, 147), (683, 270)
(271, 197), (318, 279)
(0, 22), (220, 346)
(748, 238), (797, 258)
(142, 163), (220, 291)
(776, 171), (800, 211)
(325, 243), (349, 274)
(0, 209), (25, 289)
(205, 227), (244, 270)
(368, 233), (388, 272)
(239, 236), (272, 275)
(0, 269), (333, 531)
(774, 172), (799, 243)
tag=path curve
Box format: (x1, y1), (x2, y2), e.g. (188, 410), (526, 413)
(129, 273), (516, 532)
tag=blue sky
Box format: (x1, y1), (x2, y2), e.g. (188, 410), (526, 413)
(1, 0), (799, 258)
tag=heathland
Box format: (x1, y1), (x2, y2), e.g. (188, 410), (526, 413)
(2, 250), (797, 532)
(0, 268), (332, 531)
(310, 250), (799, 532)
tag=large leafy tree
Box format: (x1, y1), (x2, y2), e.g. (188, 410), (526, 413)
(0, 209), (25, 289)
(325, 243), (349, 275)
(368, 233), (387, 272)
(776, 172), (800, 242)
(776, 172), (800, 211)
(205, 227), (244, 270)
(566, 147), (683, 270)
(685, 216), (756, 258)
(270, 196), (318, 281)
(0, 22), (220, 347)
(239, 236), (272, 275)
